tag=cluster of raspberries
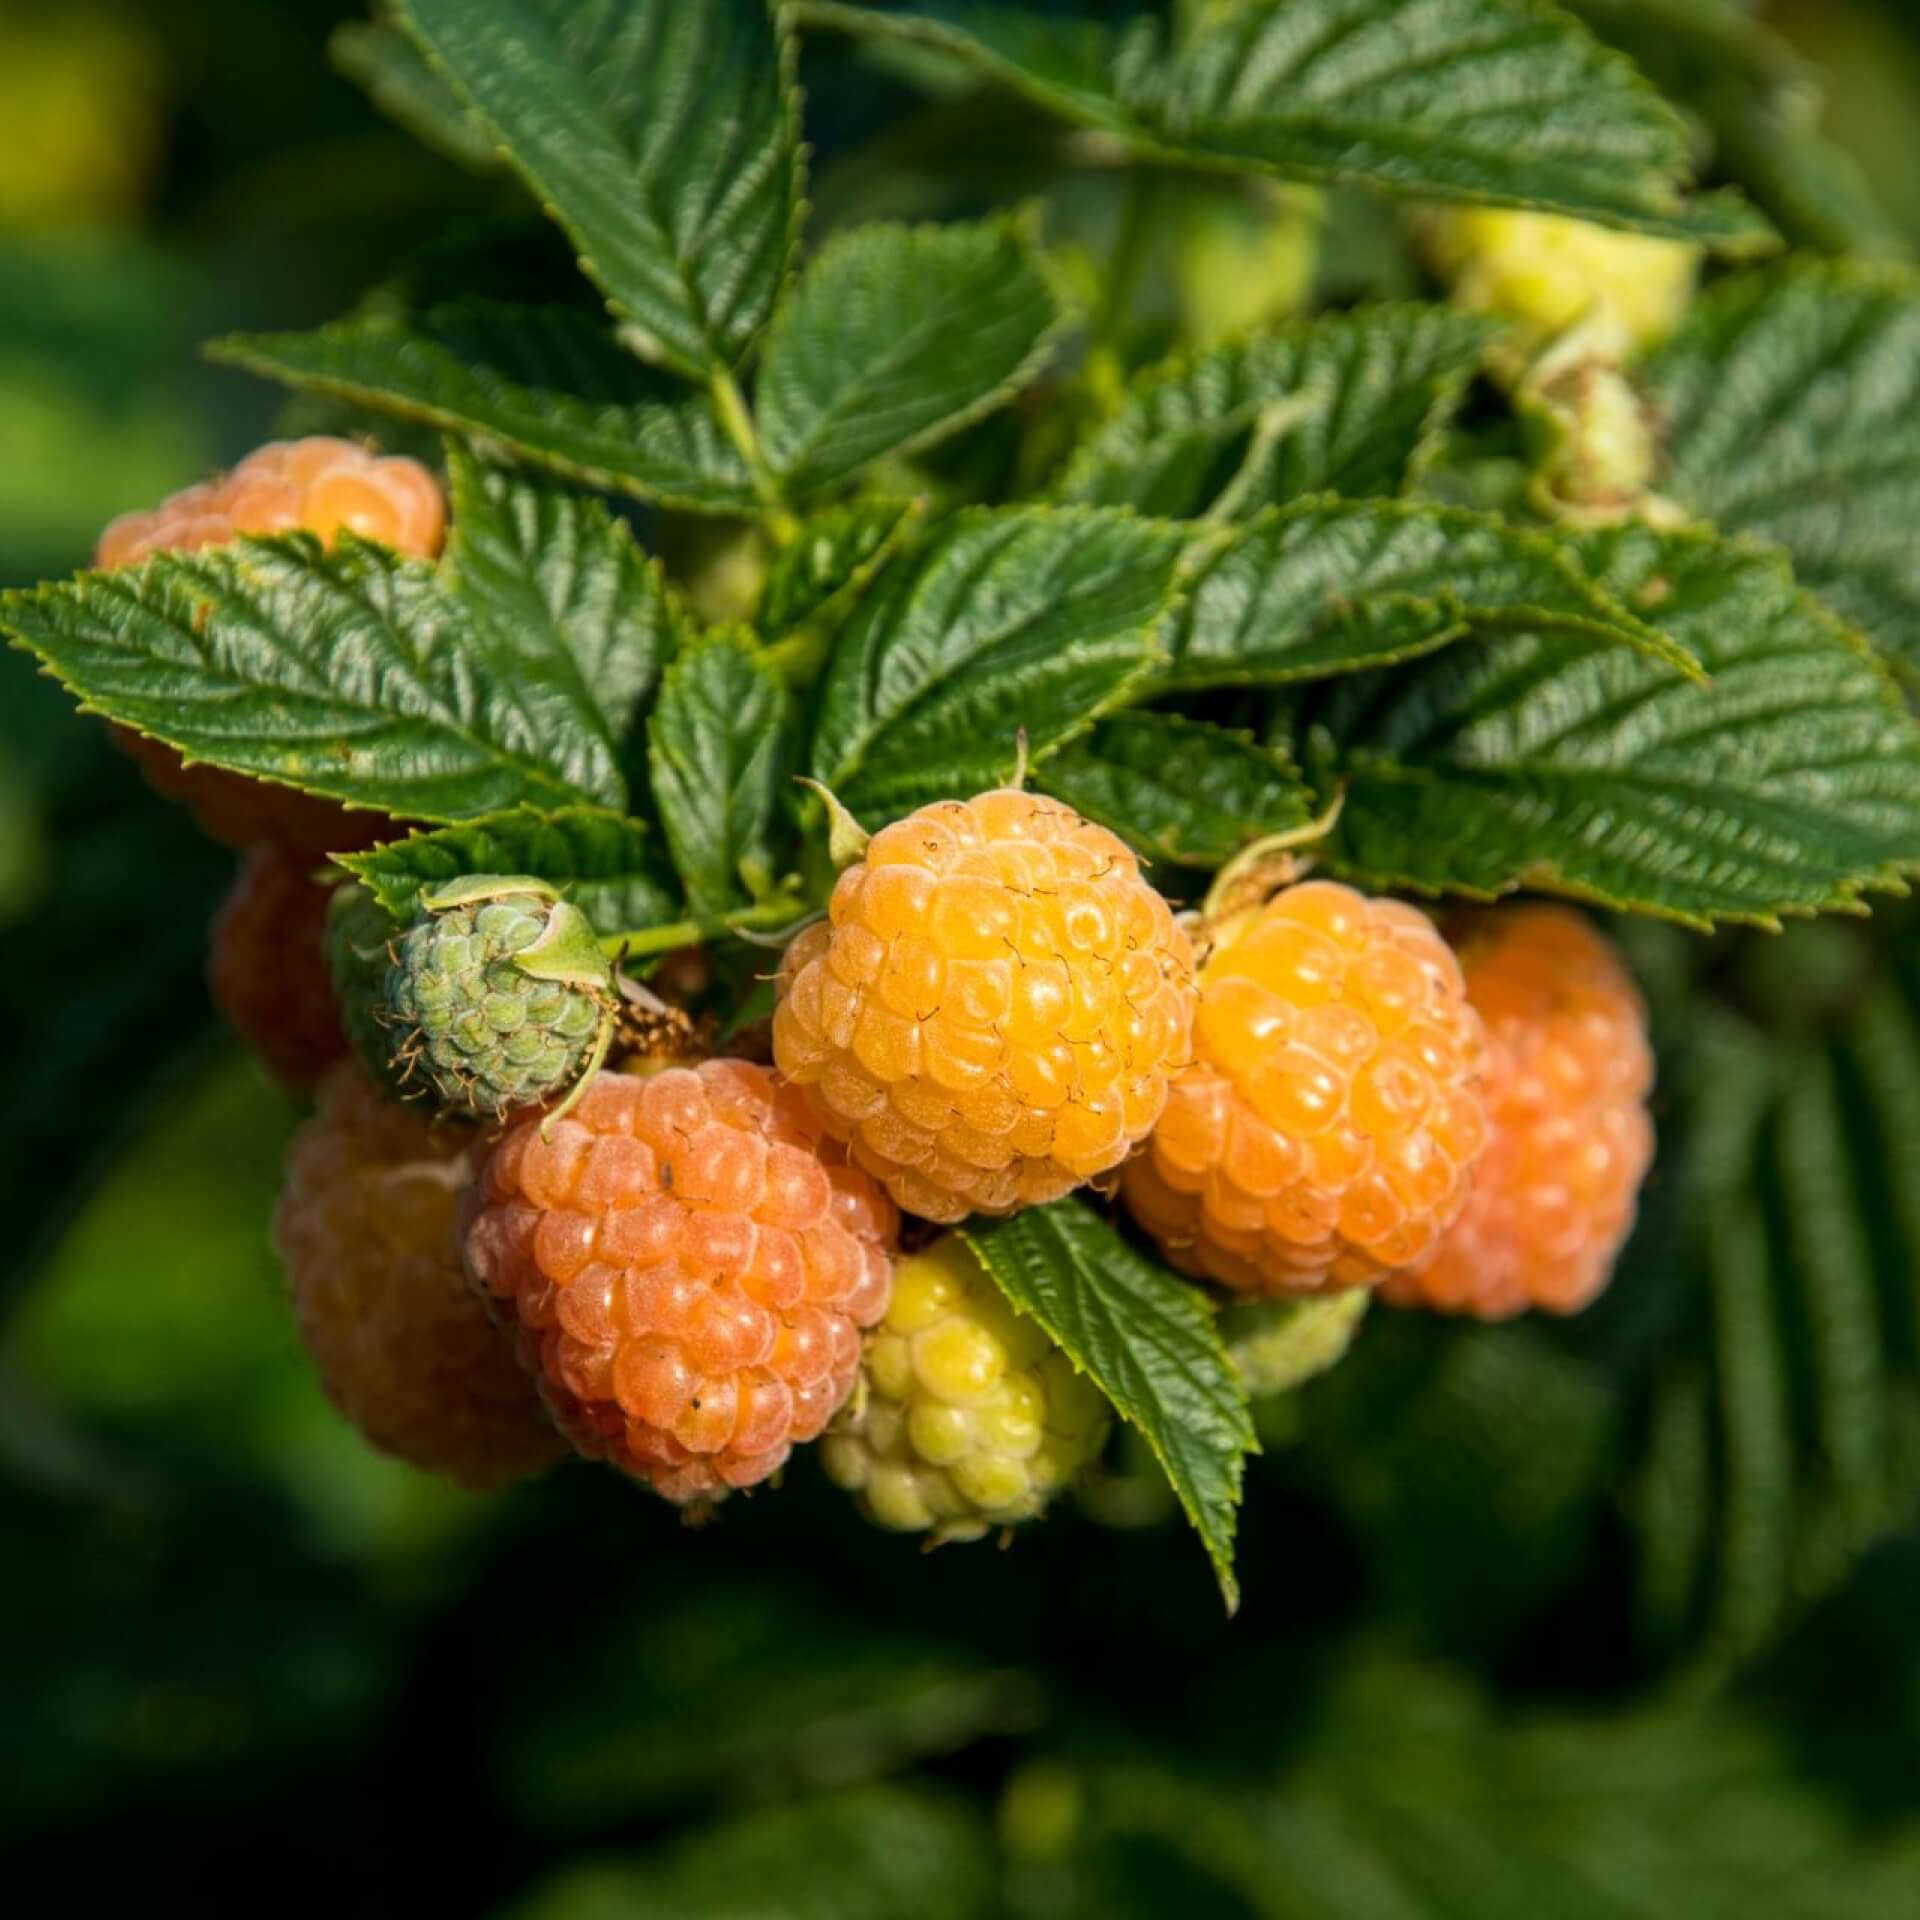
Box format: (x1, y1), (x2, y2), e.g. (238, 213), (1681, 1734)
(108, 443), (1658, 1539)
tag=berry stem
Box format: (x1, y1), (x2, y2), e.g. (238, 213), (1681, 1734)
(598, 894), (814, 963)
(711, 371), (799, 544)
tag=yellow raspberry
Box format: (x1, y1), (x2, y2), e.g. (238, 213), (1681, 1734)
(1123, 881), (1489, 1294)
(1422, 208), (1700, 357)
(272, 1063), (566, 1490)
(772, 789), (1197, 1223)
(1381, 906), (1654, 1320)
(820, 1237), (1110, 1541)
(1220, 1290), (1370, 1397)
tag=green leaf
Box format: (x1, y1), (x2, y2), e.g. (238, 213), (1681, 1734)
(442, 445), (681, 770)
(758, 498), (924, 640)
(2, 538), (623, 822)
(1058, 304), (1500, 520)
(795, 0), (1776, 248)
(1161, 496), (1688, 693)
(647, 635), (794, 916)
(502, 1785), (998, 1920)
(965, 1200), (1255, 1613)
(394, 0), (802, 380)
(1307, 525), (1920, 927)
(210, 302), (756, 514)
(1038, 712), (1312, 869)
(1645, 264), (1920, 664)
(338, 806), (678, 935)
(811, 506), (1189, 821)
(329, 21), (499, 172)
(760, 217), (1064, 497)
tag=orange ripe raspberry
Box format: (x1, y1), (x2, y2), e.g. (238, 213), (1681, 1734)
(273, 1063), (565, 1490)
(463, 1062), (899, 1504)
(1380, 906), (1654, 1319)
(208, 844), (348, 1092)
(1124, 881), (1488, 1294)
(772, 790), (1197, 1223)
(97, 437), (444, 854)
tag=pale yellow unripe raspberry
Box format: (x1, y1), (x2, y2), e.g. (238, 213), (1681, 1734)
(1422, 208), (1700, 358)
(821, 1237), (1110, 1541)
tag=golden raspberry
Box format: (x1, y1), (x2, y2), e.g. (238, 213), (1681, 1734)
(820, 1236), (1109, 1541)
(463, 1062), (899, 1505)
(1380, 906), (1654, 1320)
(208, 844), (348, 1093)
(772, 790), (1197, 1223)
(97, 437), (444, 855)
(1123, 881), (1488, 1294)
(273, 1062), (565, 1490)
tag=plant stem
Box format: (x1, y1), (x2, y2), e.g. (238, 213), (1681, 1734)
(712, 370), (800, 544)
(598, 894), (812, 963)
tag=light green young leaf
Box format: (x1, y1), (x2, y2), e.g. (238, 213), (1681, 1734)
(329, 21), (499, 172)
(1308, 525), (1920, 926)
(795, 0), (1776, 248)
(811, 506), (1189, 821)
(339, 807), (679, 934)
(1161, 496), (1689, 692)
(442, 445), (682, 766)
(758, 498), (924, 641)
(965, 1200), (1254, 1613)
(393, 0), (803, 380)
(1644, 263), (1920, 663)
(210, 303), (757, 514)
(760, 217), (1064, 497)
(1038, 712), (1312, 868)
(2, 538), (622, 822)
(647, 636), (793, 916)
(1058, 304), (1500, 519)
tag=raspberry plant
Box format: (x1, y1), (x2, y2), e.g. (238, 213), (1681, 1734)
(7, 0), (1920, 1664)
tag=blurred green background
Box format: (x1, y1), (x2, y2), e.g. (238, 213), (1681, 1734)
(7, 2), (1920, 1912)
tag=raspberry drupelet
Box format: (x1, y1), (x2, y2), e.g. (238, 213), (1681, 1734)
(463, 1062), (899, 1505)
(772, 789), (1197, 1224)
(208, 844), (349, 1092)
(1124, 881), (1488, 1294)
(96, 437), (445, 856)
(1380, 905), (1654, 1319)
(274, 1063), (565, 1490)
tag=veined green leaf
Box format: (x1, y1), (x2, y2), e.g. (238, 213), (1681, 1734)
(647, 636), (794, 916)
(1058, 304), (1500, 519)
(1038, 712), (1311, 868)
(210, 303), (756, 514)
(758, 498), (925, 642)
(1161, 496), (1689, 692)
(1645, 263), (1920, 664)
(339, 806), (679, 934)
(795, 0), (1776, 248)
(1308, 525), (1920, 926)
(966, 1201), (1254, 1613)
(442, 446), (681, 770)
(760, 217), (1064, 497)
(393, 0), (803, 380)
(811, 506), (1188, 821)
(329, 21), (499, 172)
(2, 537), (623, 822)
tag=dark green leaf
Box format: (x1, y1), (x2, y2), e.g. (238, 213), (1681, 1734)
(1309, 525), (1920, 926)
(210, 303), (756, 514)
(1162, 496), (1687, 692)
(760, 217), (1064, 497)
(966, 1200), (1254, 1612)
(758, 498), (924, 640)
(796, 0), (1776, 248)
(811, 506), (1188, 821)
(338, 806), (678, 935)
(1645, 263), (1920, 664)
(1038, 711), (1311, 868)
(394, 0), (803, 380)
(329, 20), (499, 172)
(1058, 304), (1500, 519)
(647, 636), (793, 915)
(2, 538), (623, 822)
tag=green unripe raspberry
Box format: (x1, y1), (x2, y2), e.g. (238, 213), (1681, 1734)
(327, 881), (404, 1093)
(384, 875), (615, 1120)
(821, 1236), (1110, 1543)
(1219, 1290), (1369, 1397)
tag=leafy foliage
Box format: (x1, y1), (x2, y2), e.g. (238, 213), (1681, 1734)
(329, 19), (498, 172)
(967, 1201), (1255, 1612)
(758, 499), (925, 641)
